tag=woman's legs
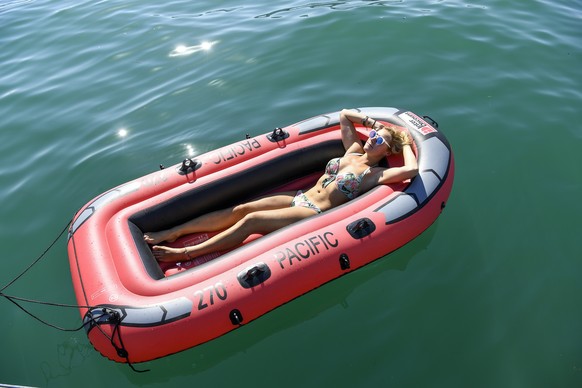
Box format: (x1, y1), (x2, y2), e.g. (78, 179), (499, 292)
(152, 205), (317, 262)
(143, 192), (296, 244)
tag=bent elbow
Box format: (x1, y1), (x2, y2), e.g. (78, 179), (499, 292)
(407, 166), (419, 179)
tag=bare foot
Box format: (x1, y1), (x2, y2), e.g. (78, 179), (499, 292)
(152, 245), (189, 263)
(144, 230), (178, 245)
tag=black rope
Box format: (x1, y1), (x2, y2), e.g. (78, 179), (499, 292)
(1, 219), (71, 293)
(0, 217), (149, 372)
(1, 293), (91, 332)
(1, 285), (149, 372)
(92, 310), (150, 373)
(0, 218), (88, 330)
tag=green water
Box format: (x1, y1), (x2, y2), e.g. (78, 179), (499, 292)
(1, 1), (581, 387)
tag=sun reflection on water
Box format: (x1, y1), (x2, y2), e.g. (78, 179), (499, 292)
(169, 41), (217, 57)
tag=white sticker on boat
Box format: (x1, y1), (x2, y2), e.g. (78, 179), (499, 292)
(399, 112), (437, 135)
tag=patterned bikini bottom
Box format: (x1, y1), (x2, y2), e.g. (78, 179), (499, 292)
(290, 190), (322, 214)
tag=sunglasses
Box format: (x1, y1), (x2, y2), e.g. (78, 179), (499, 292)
(369, 130), (390, 146)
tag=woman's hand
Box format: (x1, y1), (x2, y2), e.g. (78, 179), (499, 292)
(371, 122), (385, 132)
(341, 109), (367, 125)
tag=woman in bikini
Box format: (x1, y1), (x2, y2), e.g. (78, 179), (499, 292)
(145, 109), (419, 263)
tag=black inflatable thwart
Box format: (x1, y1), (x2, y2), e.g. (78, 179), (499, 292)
(339, 254), (351, 270)
(238, 263), (271, 288)
(422, 115), (439, 128)
(346, 218), (376, 239)
(267, 127), (289, 142)
(230, 309), (243, 325)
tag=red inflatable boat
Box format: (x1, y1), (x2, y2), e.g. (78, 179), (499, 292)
(67, 107), (454, 363)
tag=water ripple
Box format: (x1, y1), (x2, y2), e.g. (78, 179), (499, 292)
(0, 0), (33, 14)
(1, 0), (582, 385)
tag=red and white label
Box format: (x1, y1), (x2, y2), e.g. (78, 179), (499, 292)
(399, 111), (437, 135)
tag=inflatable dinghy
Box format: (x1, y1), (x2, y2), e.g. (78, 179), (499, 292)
(67, 107), (454, 363)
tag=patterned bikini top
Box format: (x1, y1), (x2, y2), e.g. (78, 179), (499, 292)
(321, 155), (373, 200)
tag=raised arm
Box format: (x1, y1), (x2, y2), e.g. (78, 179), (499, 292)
(377, 141), (419, 184)
(339, 109), (366, 154)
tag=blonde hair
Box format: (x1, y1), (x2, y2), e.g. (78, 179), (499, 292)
(379, 126), (411, 154)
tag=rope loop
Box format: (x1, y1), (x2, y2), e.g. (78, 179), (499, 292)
(0, 217), (150, 372)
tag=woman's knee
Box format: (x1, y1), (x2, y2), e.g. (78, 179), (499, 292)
(237, 211), (270, 233)
(240, 211), (261, 225)
(232, 202), (255, 218)
(233, 197), (280, 216)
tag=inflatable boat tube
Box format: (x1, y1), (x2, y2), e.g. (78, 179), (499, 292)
(67, 107), (454, 363)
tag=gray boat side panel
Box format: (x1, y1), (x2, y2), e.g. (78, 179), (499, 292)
(368, 110), (452, 225)
(378, 194), (419, 224)
(295, 107), (401, 135)
(121, 297), (192, 326)
(86, 297), (194, 328)
(418, 137), (450, 181)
